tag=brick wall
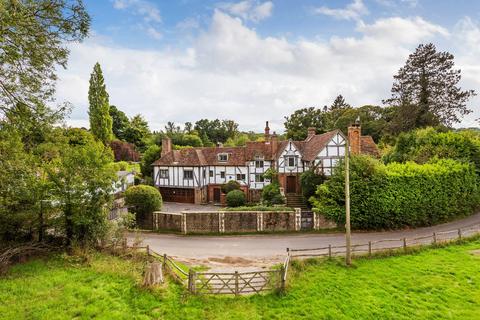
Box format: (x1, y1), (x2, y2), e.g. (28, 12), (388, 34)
(185, 212), (220, 233)
(155, 212), (182, 231)
(262, 212), (296, 231)
(223, 212), (258, 232)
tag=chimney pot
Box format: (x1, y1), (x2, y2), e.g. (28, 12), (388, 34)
(307, 127), (316, 140)
(264, 121), (270, 140)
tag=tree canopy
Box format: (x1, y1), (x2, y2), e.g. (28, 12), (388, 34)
(384, 43), (476, 132)
(0, 0), (90, 114)
(88, 63), (113, 145)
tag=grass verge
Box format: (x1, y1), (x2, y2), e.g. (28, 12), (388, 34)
(1, 239), (480, 319)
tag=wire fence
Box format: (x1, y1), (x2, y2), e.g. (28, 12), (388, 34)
(288, 223), (480, 259)
(123, 222), (480, 296)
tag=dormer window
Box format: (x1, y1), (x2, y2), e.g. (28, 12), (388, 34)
(286, 156), (297, 167)
(218, 153), (228, 162)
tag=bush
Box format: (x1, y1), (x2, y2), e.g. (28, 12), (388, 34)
(311, 155), (480, 230)
(262, 183), (285, 206)
(226, 190), (246, 207)
(125, 185), (162, 225)
(300, 169), (326, 202)
(221, 180), (241, 194)
(383, 127), (480, 172)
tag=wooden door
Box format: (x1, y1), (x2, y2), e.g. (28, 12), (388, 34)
(286, 176), (296, 193)
(213, 188), (221, 202)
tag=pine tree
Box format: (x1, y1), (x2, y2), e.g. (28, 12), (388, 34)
(88, 63), (113, 144)
(385, 43), (476, 132)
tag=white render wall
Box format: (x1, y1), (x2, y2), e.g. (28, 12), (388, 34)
(154, 133), (347, 189)
(276, 140), (305, 175)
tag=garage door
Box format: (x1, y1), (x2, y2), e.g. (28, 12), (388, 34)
(159, 187), (195, 203)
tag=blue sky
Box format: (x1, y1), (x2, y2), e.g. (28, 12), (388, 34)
(57, 0), (480, 132)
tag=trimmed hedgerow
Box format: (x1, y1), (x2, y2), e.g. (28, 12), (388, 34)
(311, 155), (480, 230)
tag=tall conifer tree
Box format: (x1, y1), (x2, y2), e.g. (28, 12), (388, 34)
(88, 63), (113, 144)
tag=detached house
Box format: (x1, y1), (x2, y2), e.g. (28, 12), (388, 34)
(152, 121), (378, 204)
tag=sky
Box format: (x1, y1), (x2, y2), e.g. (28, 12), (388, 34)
(56, 0), (480, 133)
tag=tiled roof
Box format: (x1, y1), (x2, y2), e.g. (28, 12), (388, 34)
(153, 129), (379, 166)
(302, 130), (339, 161)
(360, 136), (380, 157)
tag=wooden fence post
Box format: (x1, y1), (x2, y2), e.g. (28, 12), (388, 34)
(433, 232), (437, 244)
(123, 238), (127, 251)
(235, 271), (239, 296)
(163, 253), (167, 269)
(368, 241), (372, 256)
(458, 229), (462, 240)
(403, 238), (407, 252)
(280, 265), (286, 292)
(328, 244), (332, 258)
(188, 270), (196, 294)
(146, 245), (150, 256)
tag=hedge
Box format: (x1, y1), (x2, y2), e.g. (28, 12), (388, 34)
(125, 185), (162, 224)
(226, 190), (246, 207)
(311, 155), (480, 230)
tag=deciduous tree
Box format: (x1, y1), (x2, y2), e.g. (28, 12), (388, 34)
(0, 0), (90, 114)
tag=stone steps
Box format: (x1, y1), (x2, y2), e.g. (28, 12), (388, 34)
(285, 194), (308, 209)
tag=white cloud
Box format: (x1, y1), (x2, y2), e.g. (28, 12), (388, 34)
(112, 0), (161, 22)
(218, 0), (274, 22)
(112, 0), (162, 40)
(56, 12), (478, 132)
(314, 0), (368, 21)
(147, 27), (162, 40)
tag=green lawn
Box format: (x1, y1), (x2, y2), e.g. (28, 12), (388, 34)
(1, 240), (480, 319)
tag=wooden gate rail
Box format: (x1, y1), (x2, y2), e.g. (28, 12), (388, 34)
(192, 269), (282, 295)
(124, 243), (284, 295)
(288, 223), (480, 259)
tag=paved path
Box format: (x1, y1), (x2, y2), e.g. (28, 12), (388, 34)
(130, 212), (480, 270)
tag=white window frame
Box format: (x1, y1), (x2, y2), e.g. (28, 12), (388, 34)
(218, 153), (228, 162)
(255, 173), (264, 182)
(184, 170), (193, 180)
(220, 171), (225, 179)
(286, 156), (296, 167)
(159, 169), (169, 179)
(255, 160), (264, 168)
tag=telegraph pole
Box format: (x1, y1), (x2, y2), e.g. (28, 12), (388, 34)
(345, 138), (352, 265)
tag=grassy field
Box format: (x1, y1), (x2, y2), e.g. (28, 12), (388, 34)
(1, 240), (480, 319)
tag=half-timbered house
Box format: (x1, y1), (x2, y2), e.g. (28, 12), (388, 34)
(152, 121), (378, 204)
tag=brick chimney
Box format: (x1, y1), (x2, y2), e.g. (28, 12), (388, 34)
(270, 131), (278, 156)
(348, 117), (361, 155)
(307, 127), (316, 141)
(161, 137), (172, 157)
(264, 121), (270, 140)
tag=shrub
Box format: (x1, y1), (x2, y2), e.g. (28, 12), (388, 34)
(262, 183), (285, 206)
(226, 190), (246, 207)
(125, 185), (162, 225)
(141, 144), (161, 178)
(311, 155), (480, 230)
(221, 180), (241, 194)
(271, 193), (286, 205)
(300, 169), (326, 202)
(383, 127), (480, 172)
